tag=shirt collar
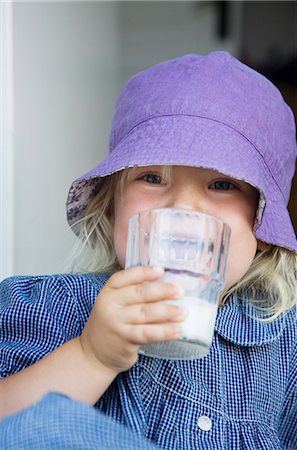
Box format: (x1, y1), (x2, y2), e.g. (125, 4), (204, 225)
(215, 294), (293, 346)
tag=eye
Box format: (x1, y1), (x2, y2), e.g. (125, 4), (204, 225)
(142, 173), (163, 184)
(210, 180), (238, 191)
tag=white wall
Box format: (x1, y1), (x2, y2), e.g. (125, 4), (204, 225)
(0, 1), (14, 280)
(3, 1), (243, 278)
(118, 1), (242, 80)
(10, 1), (120, 276)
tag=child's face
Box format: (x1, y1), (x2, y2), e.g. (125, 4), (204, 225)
(113, 166), (259, 290)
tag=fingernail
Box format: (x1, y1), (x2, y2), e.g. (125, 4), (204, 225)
(152, 266), (164, 274)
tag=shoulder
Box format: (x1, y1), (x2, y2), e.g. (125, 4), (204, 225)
(0, 273), (111, 377)
(277, 305), (296, 353)
(0, 272), (110, 307)
(277, 306), (297, 448)
(0, 272), (110, 327)
(60, 272), (110, 298)
(0, 272), (111, 326)
(216, 294), (296, 348)
(0, 272), (110, 291)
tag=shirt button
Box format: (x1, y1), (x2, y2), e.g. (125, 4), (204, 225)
(197, 415), (212, 431)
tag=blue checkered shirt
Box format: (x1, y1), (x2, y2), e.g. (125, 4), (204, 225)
(0, 273), (296, 449)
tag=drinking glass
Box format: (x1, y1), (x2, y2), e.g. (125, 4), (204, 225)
(125, 208), (231, 360)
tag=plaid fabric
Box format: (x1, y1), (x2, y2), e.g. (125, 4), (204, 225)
(0, 392), (159, 450)
(0, 274), (296, 449)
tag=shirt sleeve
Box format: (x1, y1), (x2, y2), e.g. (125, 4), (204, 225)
(278, 320), (297, 449)
(0, 274), (104, 378)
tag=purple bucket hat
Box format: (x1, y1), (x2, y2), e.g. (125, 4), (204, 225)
(66, 51), (297, 252)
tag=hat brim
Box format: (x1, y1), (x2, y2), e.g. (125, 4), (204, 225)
(67, 116), (297, 252)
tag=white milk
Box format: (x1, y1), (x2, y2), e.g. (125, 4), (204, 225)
(139, 270), (219, 359)
(176, 295), (217, 344)
(160, 270), (218, 346)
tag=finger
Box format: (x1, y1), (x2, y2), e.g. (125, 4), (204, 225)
(126, 323), (183, 345)
(113, 281), (184, 306)
(123, 302), (188, 325)
(107, 266), (164, 289)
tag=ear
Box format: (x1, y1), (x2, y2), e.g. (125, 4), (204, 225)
(257, 240), (269, 251)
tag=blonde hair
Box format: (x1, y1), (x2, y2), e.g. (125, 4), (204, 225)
(67, 167), (297, 322)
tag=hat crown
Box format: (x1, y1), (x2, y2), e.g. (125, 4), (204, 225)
(67, 51), (297, 251)
(110, 51), (296, 203)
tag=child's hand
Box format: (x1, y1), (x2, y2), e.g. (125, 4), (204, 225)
(79, 267), (186, 374)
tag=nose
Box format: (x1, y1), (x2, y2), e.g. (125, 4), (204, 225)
(166, 184), (207, 213)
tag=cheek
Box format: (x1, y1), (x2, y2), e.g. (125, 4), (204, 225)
(112, 186), (162, 268)
(224, 225), (257, 290)
(217, 198), (258, 290)
(113, 205), (130, 269)
(113, 224), (128, 268)
(112, 190), (145, 268)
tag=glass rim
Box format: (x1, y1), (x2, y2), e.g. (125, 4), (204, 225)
(129, 207), (231, 233)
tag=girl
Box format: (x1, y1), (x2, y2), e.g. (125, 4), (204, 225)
(1, 51), (296, 449)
